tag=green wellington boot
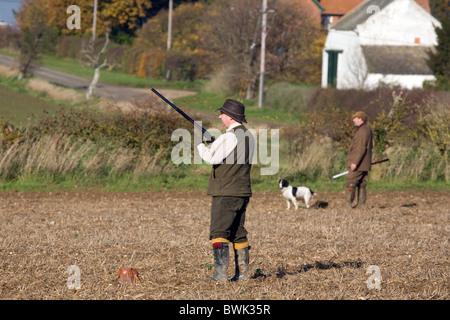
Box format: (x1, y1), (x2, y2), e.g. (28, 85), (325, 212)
(347, 185), (356, 208)
(356, 186), (367, 209)
(205, 242), (229, 282)
(230, 246), (249, 281)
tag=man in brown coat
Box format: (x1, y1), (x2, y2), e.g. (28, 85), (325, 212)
(346, 111), (373, 208)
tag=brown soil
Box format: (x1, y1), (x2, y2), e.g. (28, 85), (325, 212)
(0, 190), (448, 300)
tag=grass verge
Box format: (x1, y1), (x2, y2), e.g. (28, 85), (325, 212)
(0, 75), (97, 125)
(1, 169), (448, 193)
(39, 54), (204, 90)
(175, 90), (304, 126)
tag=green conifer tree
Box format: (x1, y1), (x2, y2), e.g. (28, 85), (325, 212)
(426, 2), (450, 89)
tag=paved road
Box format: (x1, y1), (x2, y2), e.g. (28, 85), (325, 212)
(0, 54), (196, 102)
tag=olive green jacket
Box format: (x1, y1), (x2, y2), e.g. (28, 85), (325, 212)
(207, 125), (254, 197)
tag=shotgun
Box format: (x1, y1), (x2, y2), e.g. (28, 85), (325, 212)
(332, 158), (389, 179)
(151, 88), (215, 142)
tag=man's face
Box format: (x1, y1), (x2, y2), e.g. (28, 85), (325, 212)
(219, 112), (234, 128)
(353, 117), (364, 127)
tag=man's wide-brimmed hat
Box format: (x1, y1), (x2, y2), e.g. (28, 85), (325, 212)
(352, 111), (368, 121)
(217, 99), (247, 123)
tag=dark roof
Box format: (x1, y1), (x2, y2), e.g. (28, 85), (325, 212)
(361, 45), (434, 75)
(332, 0), (393, 30)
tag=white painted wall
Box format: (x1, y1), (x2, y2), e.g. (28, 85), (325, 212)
(321, 30), (366, 89)
(321, 0), (442, 90)
(365, 74), (436, 89)
(357, 0), (441, 46)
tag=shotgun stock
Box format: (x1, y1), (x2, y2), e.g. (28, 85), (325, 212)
(332, 158), (389, 179)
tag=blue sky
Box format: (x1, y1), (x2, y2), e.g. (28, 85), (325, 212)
(0, 0), (21, 25)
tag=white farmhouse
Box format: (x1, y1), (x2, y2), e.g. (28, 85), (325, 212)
(321, 0), (442, 89)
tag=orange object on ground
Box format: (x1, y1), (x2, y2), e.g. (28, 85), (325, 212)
(118, 267), (141, 283)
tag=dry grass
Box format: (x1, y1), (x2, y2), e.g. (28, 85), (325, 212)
(25, 78), (85, 104)
(287, 137), (340, 178)
(0, 133), (171, 180)
(202, 65), (235, 96)
(0, 190), (448, 300)
(0, 67), (84, 104)
(282, 136), (448, 183)
(0, 65), (18, 78)
(373, 144), (449, 182)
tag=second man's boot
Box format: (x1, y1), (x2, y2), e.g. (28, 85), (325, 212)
(347, 185), (356, 208)
(356, 186), (367, 209)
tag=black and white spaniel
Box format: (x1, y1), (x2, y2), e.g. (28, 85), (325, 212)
(278, 179), (316, 209)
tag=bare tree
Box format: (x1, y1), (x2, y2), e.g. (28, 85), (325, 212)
(264, 1), (323, 85)
(203, 0), (321, 97)
(83, 32), (110, 99)
(204, 0), (262, 99)
(344, 46), (369, 89)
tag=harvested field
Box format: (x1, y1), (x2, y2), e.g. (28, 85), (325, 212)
(0, 190), (448, 300)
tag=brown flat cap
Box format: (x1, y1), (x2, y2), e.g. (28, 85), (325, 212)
(352, 111), (368, 121)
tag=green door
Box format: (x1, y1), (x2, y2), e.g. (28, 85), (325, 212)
(326, 50), (342, 88)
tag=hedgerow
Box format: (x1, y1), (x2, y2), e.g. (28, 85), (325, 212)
(0, 107), (191, 183)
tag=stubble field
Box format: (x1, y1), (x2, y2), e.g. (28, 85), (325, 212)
(0, 190), (448, 300)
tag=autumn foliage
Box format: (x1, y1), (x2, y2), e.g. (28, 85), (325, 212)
(17, 0), (152, 37)
(14, 0), (325, 93)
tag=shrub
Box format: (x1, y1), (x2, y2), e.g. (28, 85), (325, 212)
(0, 119), (23, 150)
(202, 65), (235, 96)
(165, 50), (211, 82)
(265, 82), (316, 114)
(0, 106), (188, 183)
(137, 50), (166, 79)
(56, 36), (82, 59)
(416, 98), (449, 156)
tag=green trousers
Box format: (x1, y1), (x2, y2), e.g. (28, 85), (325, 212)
(210, 196), (249, 246)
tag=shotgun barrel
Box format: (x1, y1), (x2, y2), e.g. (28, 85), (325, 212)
(151, 88), (215, 142)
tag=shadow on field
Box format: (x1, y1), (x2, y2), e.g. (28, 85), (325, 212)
(252, 260), (363, 280)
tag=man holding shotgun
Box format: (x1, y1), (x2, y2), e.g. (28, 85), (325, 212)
(197, 99), (255, 282)
(346, 111), (373, 209)
(152, 89), (254, 282)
